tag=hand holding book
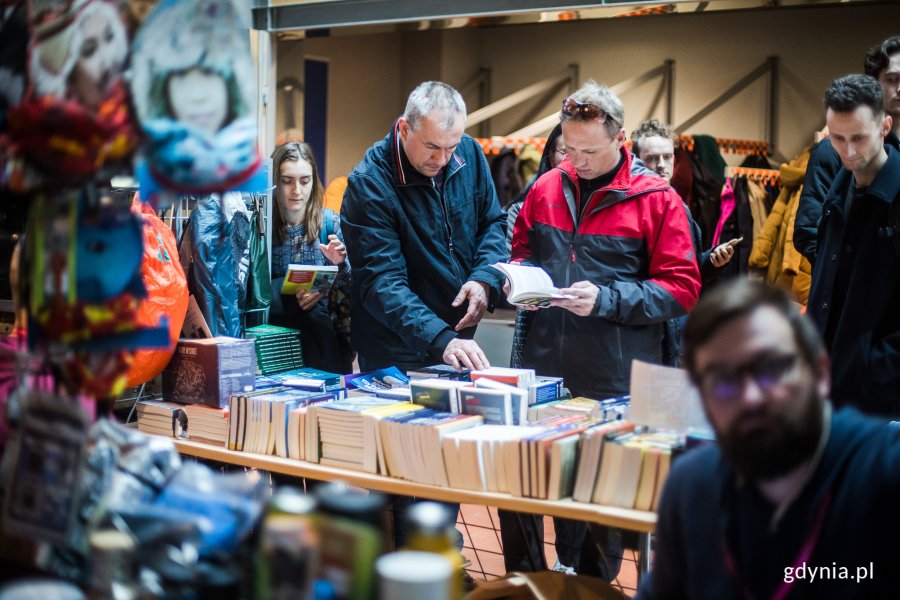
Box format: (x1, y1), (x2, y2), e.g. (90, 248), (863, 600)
(492, 262), (575, 308)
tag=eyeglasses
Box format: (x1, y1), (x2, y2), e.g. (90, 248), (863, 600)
(696, 354), (799, 403)
(561, 97), (610, 122)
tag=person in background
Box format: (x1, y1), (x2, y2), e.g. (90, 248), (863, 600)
(637, 278), (900, 599)
(504, 123), (565, 254)
(631, 119), (737, 273)
(806, 74), (900, 418)
(269, 141), (353, 375)
(341, 81), (506, 566)
(506, 81), (702, 580)
(794, 35), (900, 265)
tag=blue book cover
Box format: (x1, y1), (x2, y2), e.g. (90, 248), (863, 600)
(459, 387), (513, 425)
(345, 366), (410, 392)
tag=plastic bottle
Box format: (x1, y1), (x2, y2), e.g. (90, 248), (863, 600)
(403, 502), (464, 600)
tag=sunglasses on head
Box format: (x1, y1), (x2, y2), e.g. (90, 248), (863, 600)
(561, 97), (609, 122)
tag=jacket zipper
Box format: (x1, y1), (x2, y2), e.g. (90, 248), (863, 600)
(433, 176), (465, 286)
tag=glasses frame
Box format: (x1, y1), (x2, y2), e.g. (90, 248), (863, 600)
(696, 353), (800, 404)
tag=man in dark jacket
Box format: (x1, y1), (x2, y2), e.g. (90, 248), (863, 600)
(807, 74), (900, 418)
(794, 35), (900, 264)
(502, 81), (701, 580)
(342, 81), (506, 373)
(341, 81), (506, 558)
(637, 278), (900, 600)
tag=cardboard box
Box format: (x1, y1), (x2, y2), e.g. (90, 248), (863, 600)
(163, 337), (257, 408)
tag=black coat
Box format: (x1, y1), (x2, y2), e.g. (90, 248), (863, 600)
(807, 146), (900, 417)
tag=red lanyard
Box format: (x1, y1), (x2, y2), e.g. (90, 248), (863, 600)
(721, 491), (833, 600)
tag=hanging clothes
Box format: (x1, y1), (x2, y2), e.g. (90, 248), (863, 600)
(748, 148), (812, 304)
(711, 179), (736, 248)
(746, 177), (772, 241)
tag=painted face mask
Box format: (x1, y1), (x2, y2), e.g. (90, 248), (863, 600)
(130, 0), (263, 197)
(8, 0), (137, 182)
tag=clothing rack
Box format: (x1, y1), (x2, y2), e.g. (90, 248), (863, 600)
(678, 135), (769, 156)
(727, 166), (781, 185)
(476, 136), (547, 155)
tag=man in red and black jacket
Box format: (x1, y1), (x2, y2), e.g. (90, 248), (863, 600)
(500, 81), (701, 579)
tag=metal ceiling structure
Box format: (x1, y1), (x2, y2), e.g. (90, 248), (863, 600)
(252, 0), (887, 34)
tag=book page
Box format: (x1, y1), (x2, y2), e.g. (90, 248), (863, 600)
(492, 262), (573, 305)
(629, 359), (713, 436)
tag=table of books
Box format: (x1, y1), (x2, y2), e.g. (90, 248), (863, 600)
(170, 438), (657, 576)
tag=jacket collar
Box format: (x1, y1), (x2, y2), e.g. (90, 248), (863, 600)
(389, 119), (466, 186)
(865, 145), (900, 203)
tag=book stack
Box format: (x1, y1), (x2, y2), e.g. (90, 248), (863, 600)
(406, 363), (471, 382)
(409, 378), (473, 413)
(183, 404), (230, 446)
(529, 376), (565, 406)
(441, 424), (545, 493)
(459, 385), (527, 425)
(136, 400), (187, 438)
(255, 367), (346, 396)
(469, 366), (536, 389)
(234, 388), (335, 456)
(244, 324), (305, 375)
(307, 397), (416, 471)
(518, 415), (596, 500)
(378, 410), (483, 486)
(586, 429), (682, 511)
(572, 420), (637, 503)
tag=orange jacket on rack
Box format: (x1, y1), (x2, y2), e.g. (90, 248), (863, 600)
(748, 149), (811, 304)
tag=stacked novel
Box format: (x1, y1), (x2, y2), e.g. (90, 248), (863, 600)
(459, 384), (527, 425)
(529, 376), (565, 406)
(378, 410), (483, 486)
(255, 367), (345, 395)
(183, 404), (230, 446)
(406, 363), (471, 382)
(572, 420), (637, 503)
(441, 424), (545, 493)
(470, 366), (536, 389)
(229, 387), (334, 455)
(409, 378), (473, 413)
(307, 397), (416, 471)
(590, 430), (682, 511)
(518, 415), (596, 500)
(244, 324), (304, 375)
(136, 400), (187, 438)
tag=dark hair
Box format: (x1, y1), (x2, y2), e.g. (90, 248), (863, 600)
(513, 123), (564, 206)
(864, 36), (900, 79)
(683, 278), (826, 383)
(630, 119), (677, 157)
(270, 142), (325, 246)
(824, 74), (884, 115)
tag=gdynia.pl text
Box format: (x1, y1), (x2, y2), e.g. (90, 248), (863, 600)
(784, 562), (874, 583)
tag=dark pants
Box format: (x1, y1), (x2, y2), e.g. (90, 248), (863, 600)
(497, 510), (623, 580)
(270, 285), (353, 374)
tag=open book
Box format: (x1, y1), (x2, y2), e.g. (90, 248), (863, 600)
(281, 264), (338, 296)
(492, 262), (573, 307)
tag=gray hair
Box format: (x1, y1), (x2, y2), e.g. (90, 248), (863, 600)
(561, 79), (625, 139)
(402, 81), (467, 131)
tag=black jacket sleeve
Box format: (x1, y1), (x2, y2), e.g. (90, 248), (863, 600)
(794, 138), (842, 265)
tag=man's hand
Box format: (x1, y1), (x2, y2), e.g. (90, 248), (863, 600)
(709, 240), (737, 268)
(550, 281), (600, 317)
(296, 290), (323, 311)
(319, 234), (347, 265)
(453, 280), (490, 331)
(443, 337), (490, 371)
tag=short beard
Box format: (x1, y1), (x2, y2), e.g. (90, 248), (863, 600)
(717, 390), (824, 482)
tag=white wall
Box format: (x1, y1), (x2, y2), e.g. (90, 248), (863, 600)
(274, 2), (900, 176)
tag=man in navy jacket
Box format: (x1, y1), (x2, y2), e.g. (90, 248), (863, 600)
(638, 278), (900, 599)
(806, 74), (900, 418)
(342, 81), (506, 558)
(342, 81), (506, 373)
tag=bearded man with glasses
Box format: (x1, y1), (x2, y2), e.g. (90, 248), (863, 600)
(500, 80), (701, 579)
(637, 277), (900, 599)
